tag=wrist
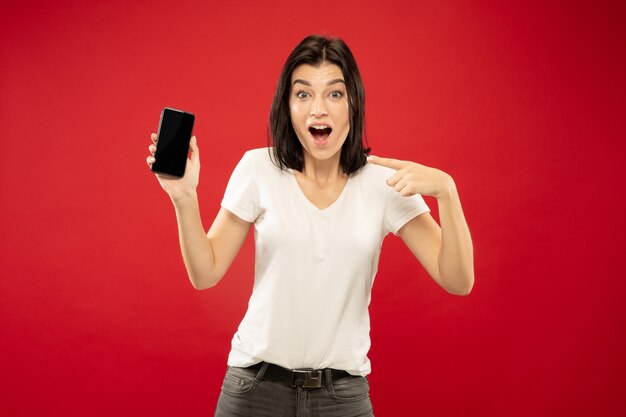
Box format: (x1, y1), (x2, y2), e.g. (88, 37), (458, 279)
(171, 190), (199, 207)
(436, 174), (456, 200)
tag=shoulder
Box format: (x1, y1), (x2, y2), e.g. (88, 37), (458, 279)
(242, 147), (271, 159)
(351, 162), (395, 191)
(241, 148), (276, 166)
(359, 161), (396, 178)
(235, 148), (269, 169)
(237, 147), (285, 178)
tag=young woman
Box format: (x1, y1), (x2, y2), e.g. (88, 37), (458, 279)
(146, 35), (474, 417)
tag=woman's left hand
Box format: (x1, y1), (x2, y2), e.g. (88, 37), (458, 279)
(367, 155), (455, 199)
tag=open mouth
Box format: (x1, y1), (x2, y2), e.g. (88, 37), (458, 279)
(308, 126), (332, 142)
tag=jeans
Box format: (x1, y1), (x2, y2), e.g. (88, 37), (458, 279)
(214, 362), (375, 417)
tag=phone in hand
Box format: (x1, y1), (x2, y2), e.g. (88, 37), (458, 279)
(151, 107), (195, 177)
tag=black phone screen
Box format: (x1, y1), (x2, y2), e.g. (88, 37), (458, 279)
(151, 107), (195, 177)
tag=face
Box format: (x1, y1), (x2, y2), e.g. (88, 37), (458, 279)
(289, 62), (350, 166)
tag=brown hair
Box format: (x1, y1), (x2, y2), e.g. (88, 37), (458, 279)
(268, 34), (370, 174)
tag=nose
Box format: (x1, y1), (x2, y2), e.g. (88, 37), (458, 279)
(310, 96), (328, 117)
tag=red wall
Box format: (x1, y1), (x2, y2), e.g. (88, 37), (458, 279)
(1, 1), (625, 416)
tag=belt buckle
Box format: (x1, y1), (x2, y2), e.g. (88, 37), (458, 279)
(293, 369), (323, 388)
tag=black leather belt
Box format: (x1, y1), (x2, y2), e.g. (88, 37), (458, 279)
(246, 361), (352, 388)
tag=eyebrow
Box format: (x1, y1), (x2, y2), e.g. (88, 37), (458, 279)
(292, 78), (346, 87)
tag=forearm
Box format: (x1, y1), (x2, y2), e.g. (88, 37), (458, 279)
(436, 180), (474, 295)
(172, 193), (217, 290)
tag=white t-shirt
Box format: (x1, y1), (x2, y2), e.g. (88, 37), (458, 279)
(220, 148), (430, 376)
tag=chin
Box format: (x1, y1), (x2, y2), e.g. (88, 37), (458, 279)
(305, 146), (343, 164)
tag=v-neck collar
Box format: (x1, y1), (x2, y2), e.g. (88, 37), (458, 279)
(289, 169), (351, 213)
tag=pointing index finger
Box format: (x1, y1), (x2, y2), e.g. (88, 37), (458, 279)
(367, 155), (405, 170)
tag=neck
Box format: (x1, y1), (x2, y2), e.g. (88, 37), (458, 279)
(301, 152), (346, 185)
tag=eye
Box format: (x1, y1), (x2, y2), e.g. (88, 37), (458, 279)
(296, 91), (309, 99)
(330, 91), (343, 99)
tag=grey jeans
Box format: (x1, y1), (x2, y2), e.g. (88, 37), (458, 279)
(214, 362), (375, 417)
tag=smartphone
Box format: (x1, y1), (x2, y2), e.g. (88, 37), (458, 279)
(151, 107), (195, 177)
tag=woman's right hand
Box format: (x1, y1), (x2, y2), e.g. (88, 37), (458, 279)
(146, 133), (201, 202)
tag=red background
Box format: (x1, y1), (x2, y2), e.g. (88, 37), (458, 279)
(1, 1), (625, 416)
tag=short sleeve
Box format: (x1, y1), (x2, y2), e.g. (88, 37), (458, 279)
(384, 190), (431, 235)
(220, 151), (260, 223)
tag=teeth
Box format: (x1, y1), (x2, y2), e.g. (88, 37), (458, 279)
(311, 126), (330, 129)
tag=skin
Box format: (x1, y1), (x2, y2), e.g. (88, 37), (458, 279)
(288, 63), (351, 209)
(147, 134), (250, 288)
(146, 62), (474, 295)
(368, 155), (474, 295)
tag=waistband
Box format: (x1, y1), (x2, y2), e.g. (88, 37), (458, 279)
(245, 361), (353, 389)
